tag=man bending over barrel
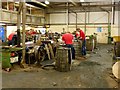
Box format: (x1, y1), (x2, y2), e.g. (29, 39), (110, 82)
(62, 31), (75, 60)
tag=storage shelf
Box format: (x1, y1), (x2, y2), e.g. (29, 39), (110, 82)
(0, 9), (45, 25)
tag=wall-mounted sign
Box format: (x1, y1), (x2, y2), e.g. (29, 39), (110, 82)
(97, 27), (102, 32)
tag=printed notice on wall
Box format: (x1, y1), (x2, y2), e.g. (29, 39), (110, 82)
(97, 27), (102, 32)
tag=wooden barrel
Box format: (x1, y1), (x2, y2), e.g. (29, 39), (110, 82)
(93, 36), (97, 49)
(112, 61), (120, 79)
(114, 42), (120, 57)
(55, 47), (72, 72)
(112, 56), (120, 65)
(86, 38), (94, 51)
(73, 41), (82, 56)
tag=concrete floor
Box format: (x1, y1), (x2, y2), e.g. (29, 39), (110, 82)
(2, 44), (119, 88)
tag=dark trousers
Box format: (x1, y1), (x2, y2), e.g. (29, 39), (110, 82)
(8, 40), (13, 46)
(82, 39), (86, 56)
(65, 44), (75, 59)
(8, 35), (17, 46)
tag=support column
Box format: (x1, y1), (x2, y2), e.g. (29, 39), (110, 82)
(66, 2), (69, 32)
(0, 0), (1, 21)
(4, 26), (7, 42)
(108, 12), (111, 44)
(76, 13), (77, 29)
(84, 9), (87, 34)
(118, 2), (120, 36)
(0, 0), (1, 78)
(17, 2), (22, 47)
(21, 1), (26, 65)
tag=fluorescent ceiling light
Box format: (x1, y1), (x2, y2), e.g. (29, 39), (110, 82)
(31, 0), (47, 7)
(26, 3), (36, 8)
(0, 23), (6, 25)
(80, 0), (85, 2)
(37, 26), (43, 28)
(45, 0), (49, 4)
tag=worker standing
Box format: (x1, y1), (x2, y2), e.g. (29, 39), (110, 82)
(76, 28), (86, 57)
(62, 32), (75, 59)
(8, 31), (17, 46)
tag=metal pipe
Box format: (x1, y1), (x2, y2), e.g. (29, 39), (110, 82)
(21, 1), (26, 64)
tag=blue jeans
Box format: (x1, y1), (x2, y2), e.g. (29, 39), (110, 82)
(65, 44), (75, 59)
(82, 39), (86, 56)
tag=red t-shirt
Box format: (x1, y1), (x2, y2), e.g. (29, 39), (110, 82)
(8, 33), (15, 41)
(62, 33), (73, 44)
(76, 30), (85, 40)
(30, 31), (37, 35)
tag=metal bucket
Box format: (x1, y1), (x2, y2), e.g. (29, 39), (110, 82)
(55, 47), (72, 72)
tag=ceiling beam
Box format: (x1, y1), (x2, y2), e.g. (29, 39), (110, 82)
(100, 7), (109, 12)
(48, 4), (117, 9)
(69, 0), (77, 6)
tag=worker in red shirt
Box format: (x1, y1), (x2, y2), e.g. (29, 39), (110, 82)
(30, 29), (37, 35)
(76, 28), (86, 56)
(62, 32), (75, 59)
(8, 31), (17, 46)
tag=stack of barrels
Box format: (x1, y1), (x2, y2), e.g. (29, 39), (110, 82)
(55, 47), (72, 72)
(112, 42), (120, 79)
(114, 42), (120, 57)
(112, 42), (120, 65)
(93, 35), (97, 49)
(86, 36), (95, 51)
(73, 41), (82, 56)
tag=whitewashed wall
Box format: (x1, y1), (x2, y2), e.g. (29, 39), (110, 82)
(49, 25), (109, 43)
(6, 26), (17, 38)
(89, 12), (108, 23)
(6, 26), (33, 38)
(50, 12), (109, 24)
(49, 11), (119, 43)
(50, 14), (66, 24)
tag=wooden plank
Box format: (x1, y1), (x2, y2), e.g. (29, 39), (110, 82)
(48, 43), (54, 60)
(45, 44), (50, 60)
